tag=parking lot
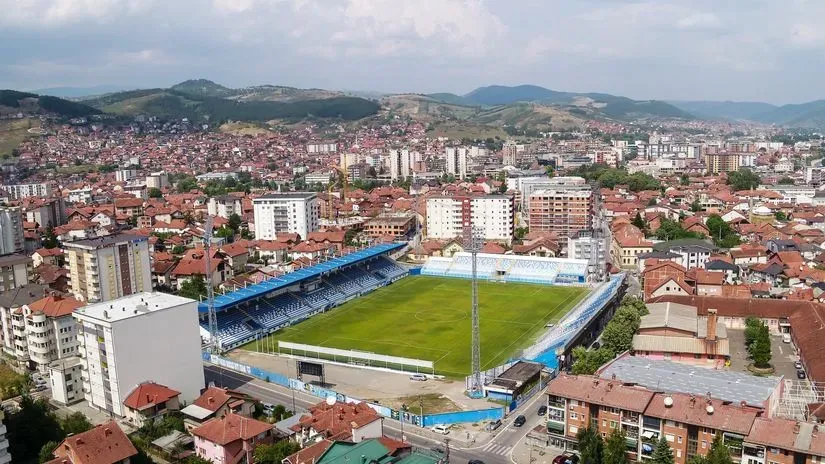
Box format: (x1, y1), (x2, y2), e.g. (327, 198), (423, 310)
(726, 328), (800, 379)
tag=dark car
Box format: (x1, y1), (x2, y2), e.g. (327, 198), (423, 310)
(795, 361), (803, 369)
(552, 456), (569, 464)
(538, 405), (548, 416)
(798, 369), (807, 379)
(514, 415), (526, 427)
(468, 461), (485, 464)
(430, 446), (445, 455)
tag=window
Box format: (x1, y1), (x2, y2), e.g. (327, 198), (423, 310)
(702, 440), (708, 449)
(610, 421), (618, 429)
(678, 436), (682, 444)
(570, 412), (578, 420)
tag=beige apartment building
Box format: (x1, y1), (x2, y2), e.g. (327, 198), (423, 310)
(64, 235), (151, 303)
(528, 178), (593, 239)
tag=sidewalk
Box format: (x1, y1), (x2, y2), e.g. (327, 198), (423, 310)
(510, 440), (563, 464)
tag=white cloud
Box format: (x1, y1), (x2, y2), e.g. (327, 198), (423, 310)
(677, 12), (721, 29)
(0, 0), (153, 26)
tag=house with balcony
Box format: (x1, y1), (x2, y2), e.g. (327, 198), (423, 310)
(123, 382), (181, 428)
(9, 294), (83, 372)
(191, 412), (274, 464)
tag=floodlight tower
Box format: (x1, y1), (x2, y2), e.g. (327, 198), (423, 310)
(464, 224), (484, 394)
(204, 215), (219, 353)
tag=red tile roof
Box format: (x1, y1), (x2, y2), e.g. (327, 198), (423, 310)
(191, 412), (272, 446)
(123, 382), (181, 411)
(47, 421), (137, 464)
(193, 387), (252, 412)
(645, 392), (757, 435)
(546, 374), (655, 413)
(292, 401), (381, 440)
(28, 295), (84, 318)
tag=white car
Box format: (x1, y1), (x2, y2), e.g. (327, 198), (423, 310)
(431, 424), (450, 435)
(410, 374), (427, 381)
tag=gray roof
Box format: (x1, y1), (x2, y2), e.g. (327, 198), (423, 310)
(599, 356), (781, 408)
(640, 302), (697, 332)
(0, 283), (50, 308)
(653, 238), (715, 252)
(274, 413), (301, 436)
(0, 254), (31, 267)
(63, 234), (147, 249)
(255, 192), (317, 200)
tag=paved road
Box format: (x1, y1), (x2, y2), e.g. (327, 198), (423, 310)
(204, 364), (528, 463)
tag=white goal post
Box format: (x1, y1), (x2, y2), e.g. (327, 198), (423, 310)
(278, 341), (434, 371)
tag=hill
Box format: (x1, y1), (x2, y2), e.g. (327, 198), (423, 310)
(0, 90), (101, 118)
(31, 85), (126, 99)
(83, 88), (379, 122)
(426, 92), (481, 107)
(668, 100), (778, 121)
(463, 84), (692, 120)
(751, 100), (825, 128)
(170, 79), (234, 98)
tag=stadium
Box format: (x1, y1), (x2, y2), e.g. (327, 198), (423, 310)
(198, 243), (596, 377)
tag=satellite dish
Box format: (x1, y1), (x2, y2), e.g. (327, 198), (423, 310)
(664, 396), (674, 407)
(326, 396), (336, 406)
(706, 405), (714, 415)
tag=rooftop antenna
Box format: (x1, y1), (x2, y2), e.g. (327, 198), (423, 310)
(204, 215), (219, 353)
(464, 223), (484, 395)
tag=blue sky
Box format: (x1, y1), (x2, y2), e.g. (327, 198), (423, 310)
(2, 0), (824, 104)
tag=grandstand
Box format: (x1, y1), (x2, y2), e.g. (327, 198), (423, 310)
(421, 252), (588, 285)
(199, 243), (408, 350)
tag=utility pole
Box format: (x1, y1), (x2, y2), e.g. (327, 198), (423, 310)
(444, 437), (451, 463)
(464, 225), (483, 394)
(205, 215), (219, 354)
(400, 403), (408, 443)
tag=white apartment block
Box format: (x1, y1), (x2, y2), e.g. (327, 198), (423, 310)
(68, 188), (93, 204)
(253, 193), (319, 240)
(0, 207), (24, 256)
(146, 171), (170, 189)
(426, 195), (515, 242)
(388, 149), (419, 181)
(0, 183), (52, 200)
(49, 356), (84, 405)
(73, 292), (205, 417)
(307, 142), (338, 154)
(0, 254), (32, 292)
(64, 235), (152, 303)
(115, 169), (138, 183)
(8, 295), (82, 372)
(207, 196), (243, 219)
(445, 147), (469, 179)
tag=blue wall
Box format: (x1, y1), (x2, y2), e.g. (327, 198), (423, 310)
(422, 407), (504, 427)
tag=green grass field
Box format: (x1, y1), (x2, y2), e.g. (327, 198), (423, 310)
(240, 276), (587, 377)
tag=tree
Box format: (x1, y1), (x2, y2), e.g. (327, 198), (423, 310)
(750, 324), (772, 368)
(576, 425), (604, 464)
(271, 404), (293, 421)
(571, 346), (616, 375)
(632, 212), (646, 231)
(60, 412), (93, 435)
(148, 187), (163, 199)
(215, 226), (235, 243)
(705, 214), (740, 248)
(775, 211), (787, 221)
(706, 433), (734, 464)
(7, 396), (64, 463)
(680, 174), (690, 186)
(777, 176), (795, 185)
(38, 440), (60, 463)
(650, 435), (675, 464)
(42, 225), (59, 249)
(726, 169), (760, 191)
(172, 245), (187, 255)
(254, 441), (301, 464)
(176, 176), (199, 193)
(601, 318), (637, 354)
(690, 199), (701, 212)
(515, 227), (529, 240)
(655, 219), (704, 241)
(228, 213), (242, 233)
(603, 428), (628, 464)
(178, 275), (208, 301)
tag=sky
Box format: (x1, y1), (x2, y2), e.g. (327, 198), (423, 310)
(2, 0), (825, 104)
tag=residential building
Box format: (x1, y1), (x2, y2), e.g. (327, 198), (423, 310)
(631, 303), (728, 367)
(426, 195), (515, 242)
(115, 169), (138, 183)
(63, 235), (152, 303)
(306, 142), (337, 154)
(25, 198), (67, 228)
(48, 356), (84, 405)
(502, 141), (535, 167)
(181, 386), (256, 430)
(364, 213), (416, 238)
(291, 401), (383, 448)
(0, 283), (49, 356)
(69, 188), (93, 205)
(0, 254), (32, 292)
(743, 418), (825, 464)
(0, 182), (52, 200)
(528, 178), (593, 238)
(192, 413), (274, 464)
(0, 207), (24, 255)
(207, 195), (243, 219)
(253, 193), (319, 241)
(305, 171), (332, 185)
(0, 410), (8, 464)
(611, 223), (653, 270)
(9, 294), (84, 372)
(703, 153), (741, 174)
(567, 230), (609, 278)
(505, 173), (555, 211)
(45, 421), (137, 464)
(145, 171), (169, 189)
(445, 147), (469, 179)
(122, 382), (181, 428)
(545, 374), (766, 463)
(388, 149), (417, 181)
(73, 292), (205, 417)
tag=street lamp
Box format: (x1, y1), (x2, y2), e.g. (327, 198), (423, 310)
(400, 403), (408, 443)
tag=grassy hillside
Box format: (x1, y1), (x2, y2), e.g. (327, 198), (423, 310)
(170, 79), (234, 98)
(0, 90), (101, 118)
(668, 100), (778, 121)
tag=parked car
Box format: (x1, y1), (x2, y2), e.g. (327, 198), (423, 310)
(32, 384), (47, 392)
(430, 446), (445, 455)
(431, 424), (450, 435)
(486, 419), (502, 431)
(468, 461), (485, 464)
(783, 333), (792, 344)
(798, 369), (807, 379)
(545, 323), (555, 328)
(262, 402), (275, 412)
(538, 405), (548, 416)
(552, 455), (570, 464)
(410, 374), (427, 381)
(795, 361), (803, 369)
(513, 415), (526, 427)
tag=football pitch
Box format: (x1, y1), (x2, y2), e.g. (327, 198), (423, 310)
(240, 276), (587, 377)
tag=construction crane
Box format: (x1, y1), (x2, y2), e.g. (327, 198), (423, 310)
(204, 215), (219, 353)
